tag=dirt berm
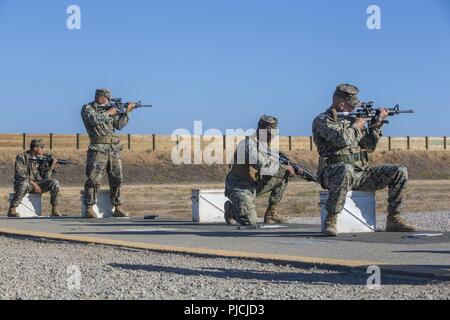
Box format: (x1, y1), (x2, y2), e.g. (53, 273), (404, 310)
(0, 149), (449, 186)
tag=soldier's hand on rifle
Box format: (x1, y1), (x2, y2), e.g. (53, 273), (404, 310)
(106, 108), (119, 117)
(355, 117), (368, 130)
(126, 102), (136, 113)
(51, 158), (58, 170)
(31, 182), (42, 194)
(378, 108), (389, 121)
(294, 166), (305, 176)
(286, 165), (296, 176)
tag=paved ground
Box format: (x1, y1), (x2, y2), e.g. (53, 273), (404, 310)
(0, 235), (448, 300)
(0, 214), (448, 281)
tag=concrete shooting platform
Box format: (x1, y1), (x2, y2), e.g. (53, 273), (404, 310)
(0, 217), (448, 280)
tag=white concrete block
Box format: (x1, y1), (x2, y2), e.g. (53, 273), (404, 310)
(80, 190), (114, 218)
(320, 191), (376, 233)
(192, 189), (229, 223)
(8, 193), (42, 218)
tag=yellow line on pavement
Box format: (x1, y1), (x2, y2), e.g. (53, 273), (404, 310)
(0, 226), (379, 268)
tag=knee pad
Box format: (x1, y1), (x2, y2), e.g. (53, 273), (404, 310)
(397, 165), (408, 180)
(50, 179), (60, 189)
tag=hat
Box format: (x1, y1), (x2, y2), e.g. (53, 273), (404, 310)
(30, 139), (45, 149)
(95, 89), (112, 100)
(334, 84), (362, 108)
(258, 115), (278, 130)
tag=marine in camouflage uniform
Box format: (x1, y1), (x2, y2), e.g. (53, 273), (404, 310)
(312, 84), (416, 236)
(224, 115), (299, 226)
(81, 89), (135, 218)
(8, 139), (60, 217)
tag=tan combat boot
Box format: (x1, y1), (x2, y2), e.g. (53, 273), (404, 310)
(7, 206), (19, 218)
(51, 205), (60, 217)
(113, 206), (130, 218)
(85, 205), (97, 219)
(264, 204), (287, 224)
(224, 200), (237, 225)
(386, 214), (416, 232)
(323, 213), (338, 236)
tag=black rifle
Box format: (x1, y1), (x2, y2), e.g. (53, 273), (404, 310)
(279, 152), (318, 183)
(337, 103), (414, 128)
(106, 98), (153, 115)
(29, 156), (70, 180)
(29, 156), (70, 166)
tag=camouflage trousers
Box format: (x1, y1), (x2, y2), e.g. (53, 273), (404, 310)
(10, 179), (60, 207)
(225, 168), (289, 225)
(321, 164), (408, 216)
(84, 148), (123, 206)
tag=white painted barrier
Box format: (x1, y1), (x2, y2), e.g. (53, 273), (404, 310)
(8, 193), (42, 218)
(192, 189), (229, 223)
(320, 191), (376, 233)
(80, 190), (114, 218)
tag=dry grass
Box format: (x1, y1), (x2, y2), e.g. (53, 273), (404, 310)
(0, 148), (449, 219)
(1, 149), (450, 187)
(0, 180), (448, 219)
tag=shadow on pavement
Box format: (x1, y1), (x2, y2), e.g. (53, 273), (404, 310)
(109, 263), (447, 285)
(63, 230), (325, 238)
(62, 229), (449, 244)
(392, 250), (450, 255)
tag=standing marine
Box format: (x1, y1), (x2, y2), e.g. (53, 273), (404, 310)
(81, 89), (136, 218)
(224, 115), (302, 226)
(312, 84), (416, 236)
(7, 139), (60, 217)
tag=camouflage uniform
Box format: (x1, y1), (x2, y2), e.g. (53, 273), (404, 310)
(81, 89), (129, 207)
(312, 84), (412, 233)
(9, 142), (60, 209)
(224, 116), (290, 226)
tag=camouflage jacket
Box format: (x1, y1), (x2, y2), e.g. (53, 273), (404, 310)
(312, 107), (382, 158)
(14, 151), (55, 185)
(81, 102), (130, 151)
(230, 135), (286, 180)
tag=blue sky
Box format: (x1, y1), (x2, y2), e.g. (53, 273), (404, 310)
(0, 0), (449, 136)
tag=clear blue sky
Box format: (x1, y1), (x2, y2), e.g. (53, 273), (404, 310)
(0, 0), (449, 136)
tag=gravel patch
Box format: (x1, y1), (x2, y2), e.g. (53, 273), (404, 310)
(0, 235), (448, 300)
(289, 212), (449, 232)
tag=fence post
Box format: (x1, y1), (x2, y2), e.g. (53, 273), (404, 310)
(152, 134), (156, 151)
(425, 136), (429, 150)
(127, 134), (131, 150)
(388, 137), (392, 151)
(223, 135), (226, 151)
(289, 136), (292, 152)
(444, 136), (447, 150)
(49, 133), (53, 150)
(309, 136), (313, 151)
(76, 134), (80, 150)
(22, 133), (26, 150)
(407, 136), (410, 150)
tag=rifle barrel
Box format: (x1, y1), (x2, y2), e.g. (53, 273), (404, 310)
(389, 109), (415, 115)
(137, 104), (153, 108)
